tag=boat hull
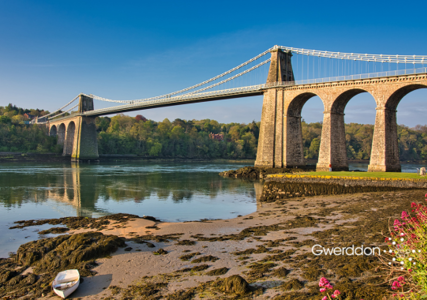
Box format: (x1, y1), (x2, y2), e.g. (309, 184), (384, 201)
(52, 269), (80, 299)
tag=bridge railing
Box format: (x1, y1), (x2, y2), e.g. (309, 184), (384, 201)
(266, 67), (427, 88)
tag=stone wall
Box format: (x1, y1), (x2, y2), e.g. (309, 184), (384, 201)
(260, 175), (427, 202)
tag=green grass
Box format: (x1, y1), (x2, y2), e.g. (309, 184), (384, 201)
(296, 171), (427, 179)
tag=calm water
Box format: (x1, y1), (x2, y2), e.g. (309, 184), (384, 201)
(0, 161), (263, 257)
(0, 161), (424, 257)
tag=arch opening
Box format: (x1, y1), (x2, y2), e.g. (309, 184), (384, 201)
(387, 86), (427, 167)
(338, 90), (377, 171)
(50, 125), (57, 137)
(64, 122), (75, 156)
(386, 84), (427, 111)
(286, 92), (325, 168)
(58, 124), (66, 145)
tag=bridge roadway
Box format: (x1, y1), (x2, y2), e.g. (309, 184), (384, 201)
(50, 85), (264, 122)
(49, 69), (427, 122)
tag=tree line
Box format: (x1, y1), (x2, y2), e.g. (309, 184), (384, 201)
(1, 104), (427, 161)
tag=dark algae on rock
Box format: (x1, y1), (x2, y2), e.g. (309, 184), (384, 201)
(0, 232), (125, 299)
(9, 213), (141, 230)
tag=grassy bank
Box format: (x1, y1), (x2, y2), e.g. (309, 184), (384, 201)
(269, 171), (427, 180)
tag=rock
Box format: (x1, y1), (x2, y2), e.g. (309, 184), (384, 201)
(220, 275), (250, 295)
(10, 213), (140, 230)
(38, 227), (69, 234)
(420, 167), (426, 176)
(23, 273), (38, 285)
(16, 232), (125, 276)
(7, 275), (23, 286)
(0, 270), (18, 284)
(153, 248), (168, 255)
(142, 215), (160, 222)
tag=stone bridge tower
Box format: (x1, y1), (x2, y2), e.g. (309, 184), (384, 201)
(48, 94), (99, 161)
(255, 47), (296, 168)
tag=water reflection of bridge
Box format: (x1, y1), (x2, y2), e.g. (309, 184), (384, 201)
(45, 164), (263, 218)
(47, 163), (105, 217)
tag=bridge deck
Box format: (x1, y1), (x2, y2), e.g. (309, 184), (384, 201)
(48, 71), (427, 122)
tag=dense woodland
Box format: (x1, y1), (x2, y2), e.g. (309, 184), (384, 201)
(1, 103), (427, 162)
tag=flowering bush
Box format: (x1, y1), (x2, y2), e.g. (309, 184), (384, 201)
(318, 277), (341, 299)
(384, 193), (427, 299)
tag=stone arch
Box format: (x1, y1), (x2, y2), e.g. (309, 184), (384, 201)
(385, 84), (427, 110)
(58, 123), (66, 145)
(64, 122), (76, 156)
(287, 92), (325, 117)
(317, 88), (374, 171)
(49, 125), (57, 137)
(281, 92), (325, 168)
(330, 88), (371, 114)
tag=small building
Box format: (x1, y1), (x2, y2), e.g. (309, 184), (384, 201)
(209, 132), (224, 141)
(23, 113), (35, 120)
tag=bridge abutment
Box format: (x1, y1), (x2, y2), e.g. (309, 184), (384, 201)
(368, 107), (401, 172)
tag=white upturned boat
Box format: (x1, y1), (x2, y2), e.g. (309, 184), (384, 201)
(52, 269), (80, 299)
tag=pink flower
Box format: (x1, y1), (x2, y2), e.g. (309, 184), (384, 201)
(320, 288), (326, 292)
(319, 277), (329, 287)
(333, 290), (341, 296)
(408, 269), (412, 272)
(391, 281), (402, 290)
(322, 297), (327, 300)
(397, 276), (405, 282)
(325, 283), (333, 289)
(411, 202), (417, 208)
(402, 211), (409, 219)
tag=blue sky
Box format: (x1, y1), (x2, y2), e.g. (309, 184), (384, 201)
(1, 0), (427, 126)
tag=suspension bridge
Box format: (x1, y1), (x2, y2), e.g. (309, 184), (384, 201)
(38, 45), (427, 172)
